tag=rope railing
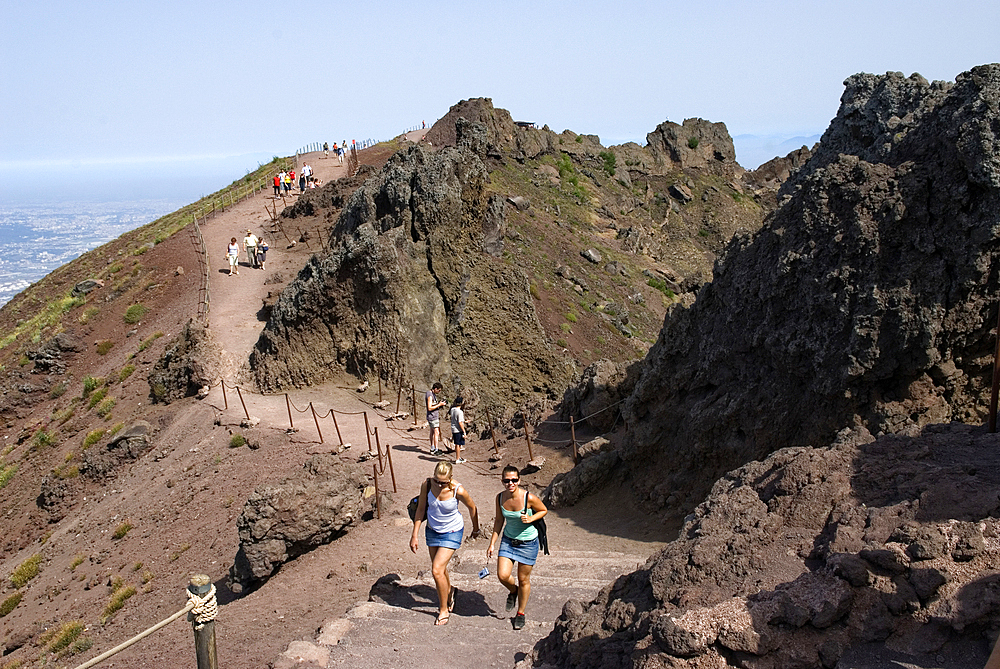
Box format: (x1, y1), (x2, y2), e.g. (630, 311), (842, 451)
(73, 575), (218, 669)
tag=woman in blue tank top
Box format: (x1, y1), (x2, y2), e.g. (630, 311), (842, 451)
(487, 464), (548, 630)
(409, 461), (480, 625)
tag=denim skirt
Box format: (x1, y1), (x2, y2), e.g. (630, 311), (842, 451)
(498, 534), (539, 565)
(426, 526), (464, 550)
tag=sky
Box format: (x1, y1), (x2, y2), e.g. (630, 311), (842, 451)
(1, 0), (997, 203)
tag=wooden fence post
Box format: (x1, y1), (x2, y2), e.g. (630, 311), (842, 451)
(285, 394), (294, 429)
(363, 412), (373, 453)
(310, 403), (323, 444)
(234, 386), (249, 420)
(189, 574), (218, 669)
(525, 425), (535, 462)
(330, 411), (344, 445)
(570, 416), (578, 464)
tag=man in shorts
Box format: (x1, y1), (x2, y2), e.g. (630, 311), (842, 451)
(426, 382), (446, 456)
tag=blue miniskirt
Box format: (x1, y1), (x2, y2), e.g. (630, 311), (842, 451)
(426, 526), (464, 550)
(498, 534), (539, 565)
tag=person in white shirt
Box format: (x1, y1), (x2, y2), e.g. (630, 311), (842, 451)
(243, 230), (259, 268)
(449, 397), (467, 464)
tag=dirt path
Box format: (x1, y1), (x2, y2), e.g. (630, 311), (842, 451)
(174, 132), (669, 668)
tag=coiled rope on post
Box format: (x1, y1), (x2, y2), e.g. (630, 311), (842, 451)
(72, 601), (196, 669)
(187, 583), (218, 630)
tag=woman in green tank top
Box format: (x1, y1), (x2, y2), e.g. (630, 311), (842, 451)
(487, 464), (548, 630)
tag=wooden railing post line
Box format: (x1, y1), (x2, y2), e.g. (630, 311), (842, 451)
(570, 416), (578, 464)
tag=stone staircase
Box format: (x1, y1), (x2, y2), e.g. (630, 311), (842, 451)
(272, 548), (649, 669)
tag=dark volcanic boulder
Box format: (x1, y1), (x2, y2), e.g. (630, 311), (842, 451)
(249, 140), (569, 405)
(148, 319), (222, 404)
(80, 421), (154, 480)
(533, 423), (1000, 668)
(623, 64), (1000, 516)
(230, 455), (373, 588)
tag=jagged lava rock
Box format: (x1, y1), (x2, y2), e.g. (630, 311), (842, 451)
(623, 64), (1000, 515)
(230, 454), (373, 588)
(249, 135), (568, 402)
(532, 423), (1000, 668)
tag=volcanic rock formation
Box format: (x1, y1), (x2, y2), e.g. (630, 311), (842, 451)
(620, 65), (1000, 516)
(249, 129), (569, 403)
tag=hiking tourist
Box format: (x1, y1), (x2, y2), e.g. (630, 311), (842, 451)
(409, 461), (480, 626)
(426, 382), (446, 455)
(273, 173), (280, 197)
(323, 142), (329, 158)
(257, 237), (269, 271)
(227, 237), (239, 275)
(243, 229), (259, 268)
(449, 397), (467, 464)
(487, 465), (548, 630)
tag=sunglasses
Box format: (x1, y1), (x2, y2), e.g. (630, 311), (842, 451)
(431, 479), (450, 486)
(502, 478), (519, 485)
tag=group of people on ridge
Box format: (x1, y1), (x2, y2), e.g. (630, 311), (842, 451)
(410, 382), (548, 629)
(226, 229), (268, 275)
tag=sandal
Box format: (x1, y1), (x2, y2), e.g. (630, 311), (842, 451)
(435, 614), (450, 626)
(448, 586), (456, 612)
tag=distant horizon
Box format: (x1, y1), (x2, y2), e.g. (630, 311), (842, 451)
(0, 130), (822, 207)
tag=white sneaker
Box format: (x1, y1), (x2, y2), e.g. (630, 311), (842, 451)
(455, 458), (467, 464)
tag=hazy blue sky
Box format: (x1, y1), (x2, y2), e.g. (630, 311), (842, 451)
(1, 0), (997, 200)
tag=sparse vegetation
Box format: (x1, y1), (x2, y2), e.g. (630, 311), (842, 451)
(137, 331), (164, 353)
(688, 136), (700, 149)
(42, 620), (86, 655)
(79, 306), (100, 324)
(10, 553), (42, 587)
(82, 375), (103, 397)
(88, 387), (108, 409)
(118, 364), (136, 382)
(109, 422), (124, 436)
(124, 303), (149, 324)
(169, 543), (191, 562)
(49, 380), (69, 399)
(112, 522), (132, 540)
(53, 464), (79, 479)
(0, 592), (22, 617)
(229, 434), (246, 448)
(96, 339), (115, 355)
(598, 150), (617, 177)
(565, 312), (578, 323)
(647, 277), (676, 298)
(0, 463), (16, 490)
(83, 428), (106, 448)
(101, 582), (137, 623)
(96, 396), (116, 418)
(133, 561), (143, 571)
(32, 428), (55, 449)
(70, 554), (86, 571)
(142, 569), (154, 585)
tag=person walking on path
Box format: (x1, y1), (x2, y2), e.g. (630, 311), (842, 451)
(409, 461), (480, 626)
(227, 237), (240, 275)
(257, 237), (269, 271)
(273, 173), (281, 197)
(449, 397), (468, 464)
(243, 229), (259, 268)
(487, 465), (548, 630)
(426, 382), (446, 455)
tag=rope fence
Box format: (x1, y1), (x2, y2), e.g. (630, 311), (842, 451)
(73, 575), (219, 669)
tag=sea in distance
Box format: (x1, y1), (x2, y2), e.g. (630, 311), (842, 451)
(0, 152), (275, 308)
(0, 199), (184, 306)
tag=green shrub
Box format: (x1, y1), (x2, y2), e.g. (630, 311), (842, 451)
(10, 554), (42, 587)
(0, 464), (16, 490)
(123, 304), (148, 324)
(49, 381), (69, 399)
(575, 134), (583, 143)
(529, 283), (539, 299)
(687, 136), (700, 149)
(565, 312), (578, 323)
(108, 422), (124, 436)
(556, 338), (568, 348)
(82, 375), (103, 397)
(96, 396), (116, 418)
(70, 554), (85, 571)
(229, 434), (246, 448)
(598, 150), (617, 177)
(96, 340), (114, 355)
(112, 522), (132, 540)
(79, 306), (100, 324)
(33, 429), (55, 449)
(0, 592), (22, 617)
(44, 620), (85, 655)
(83, 429), (105, 448)
(118, 364), (135, 382)
(88, 387), (107, 409)
(108, 263), (123, 274)
(101, 584), (136, 623)
(647, 277), (676, 298)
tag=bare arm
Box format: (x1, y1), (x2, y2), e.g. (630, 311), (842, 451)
(456, 485), (479, 536)
(408, 480), (429, 553)
(521, 492), (548, 524)
(487, 494), (505, 559)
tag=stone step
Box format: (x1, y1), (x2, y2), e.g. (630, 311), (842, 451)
(273, 549), (649, 668)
